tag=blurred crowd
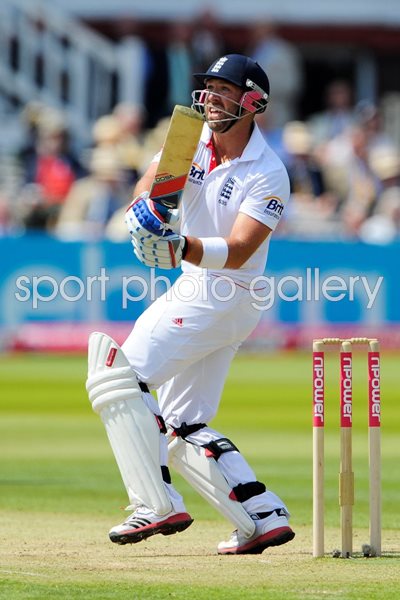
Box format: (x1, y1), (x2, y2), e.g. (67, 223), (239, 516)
(275, 86), (400, 244)
(0, 101), (170, 242)
(0, 14), (399, 245)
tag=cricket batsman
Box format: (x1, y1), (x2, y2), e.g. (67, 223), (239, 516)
(86, 54), (295, 554)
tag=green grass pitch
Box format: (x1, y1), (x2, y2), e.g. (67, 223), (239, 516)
(0, 350), (399, 599)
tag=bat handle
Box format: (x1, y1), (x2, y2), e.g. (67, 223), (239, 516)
(165, 207), (180, 227)
(150, 199), (180, 227)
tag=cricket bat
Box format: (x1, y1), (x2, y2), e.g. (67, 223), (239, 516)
(149, 105), (204, 210)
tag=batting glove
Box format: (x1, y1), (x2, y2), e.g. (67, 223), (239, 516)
(132, 231), (187, 269)
(125, 192), (179, 242)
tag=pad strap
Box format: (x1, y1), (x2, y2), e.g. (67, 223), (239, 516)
(138, 381), (150, 393)
(172, 422), (207, 439)
(254, 508), (287, 520)
(137, 381), (167, 434)
(202, 438), (239, 460)
(161, 465), (172, 484)
(229, 481), (266, 502)
(155, 414), (167, 434)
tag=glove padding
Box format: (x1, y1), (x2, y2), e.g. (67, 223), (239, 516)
(125, 191), (178, 241)
(132, 231), (186, 269)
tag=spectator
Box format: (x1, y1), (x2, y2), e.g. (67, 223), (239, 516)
(359, 146), (400, 243)
(354, 100), (397, 152)
(166, 22), (194, 113)
(137, 115), (171, 175)
(337, 126), (381, 236)
(113, 103), (145, 142)
(191, 9), (225, 73)
(17, 101), (46, 170)
(105, 115), (172, 241)
(323, 122), (375, 197)
(369, 145), (400, 190)
(359, 191), (400, 243)
(319, 98), (397, 198)
(92, 114), (122, 148)
(18, 108), (84, 230)
(247, 22), (303, 131)
(280, 121), (340, 236)
(308, 80), (355, 146)
(112, 102), (146, 184)
(56, 147), (129, 240)
(145, 32), (170, 128)
(283, 121), (326, 196)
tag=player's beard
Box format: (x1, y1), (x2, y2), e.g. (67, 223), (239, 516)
(206, 103), (240, 133)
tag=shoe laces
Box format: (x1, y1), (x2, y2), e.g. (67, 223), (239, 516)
(124, 506), (153, 524)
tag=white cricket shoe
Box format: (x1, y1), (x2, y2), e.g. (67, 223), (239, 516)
(217, 508), (295, 555)
(109, 506), (193, 545)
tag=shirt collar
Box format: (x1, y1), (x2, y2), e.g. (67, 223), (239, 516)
(239, 123), (266, 161)
(201, 122), (266, 163)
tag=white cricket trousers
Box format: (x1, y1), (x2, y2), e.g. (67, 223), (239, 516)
(122, 271), (287, 517)
(122, 271), (263, 424)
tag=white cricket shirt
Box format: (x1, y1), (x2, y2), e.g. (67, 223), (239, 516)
(155, 122), (290, 285)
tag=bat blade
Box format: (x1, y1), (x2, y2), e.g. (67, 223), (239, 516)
(150, 105), (204, 209)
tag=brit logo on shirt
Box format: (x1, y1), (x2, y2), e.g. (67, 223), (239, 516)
(188, 162), (205, 186)
(263, 196), (284, 220)
(218, 177), (236, 205)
